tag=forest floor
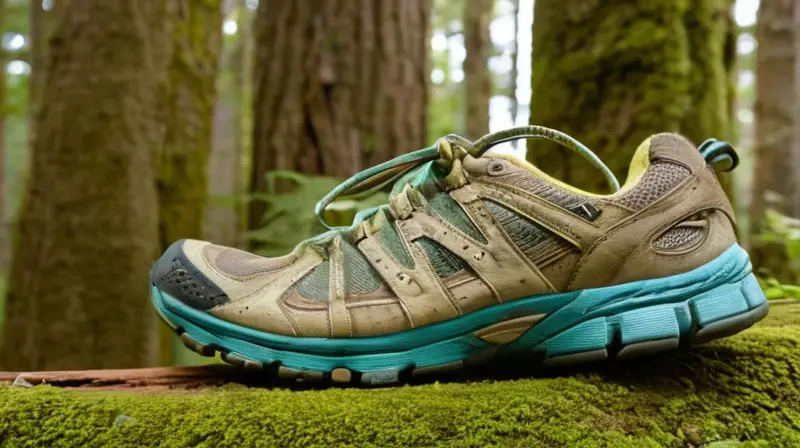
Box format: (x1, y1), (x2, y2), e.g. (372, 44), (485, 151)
(1, 302), (799, 447)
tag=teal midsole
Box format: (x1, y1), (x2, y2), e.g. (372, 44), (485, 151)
(152, 244), (764, 372)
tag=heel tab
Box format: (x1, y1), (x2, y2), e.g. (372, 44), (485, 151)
(698, 139), (739, 172)
(648, 133), (707, 172)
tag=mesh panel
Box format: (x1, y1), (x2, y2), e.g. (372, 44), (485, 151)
(429, 194), (487, 243)
(417, 238), (467, 278)
(483, 200), (572, 263)
(296, 261), (330, 300)
(378, 219), (415, 268)
(497, 171), (590, 211)
(341, 240), (383, 294)
(211, 246), (289, 276)
(615, 162), (690, 210)
(653, 226), (706, 250)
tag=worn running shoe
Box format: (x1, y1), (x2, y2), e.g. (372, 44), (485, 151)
(150, 126), (767, 385)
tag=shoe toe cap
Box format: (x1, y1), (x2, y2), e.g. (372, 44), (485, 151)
(150, 239), (230, 311)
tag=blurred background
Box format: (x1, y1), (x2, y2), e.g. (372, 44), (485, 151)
(0, 0), (796, 370)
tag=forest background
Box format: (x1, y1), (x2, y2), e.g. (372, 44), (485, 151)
(0, 0), (797, 370)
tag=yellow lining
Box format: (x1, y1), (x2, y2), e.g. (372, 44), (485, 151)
(487, 137), (652, 198)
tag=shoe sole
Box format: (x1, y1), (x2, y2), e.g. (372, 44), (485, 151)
(151, 244), (768, 386)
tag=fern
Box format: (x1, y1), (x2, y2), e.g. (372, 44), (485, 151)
(245, 171), (388, 257)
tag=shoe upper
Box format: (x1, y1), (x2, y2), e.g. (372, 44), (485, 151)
(151, 128), (738, 338)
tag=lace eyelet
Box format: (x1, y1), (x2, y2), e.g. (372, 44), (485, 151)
(488, 160), (506, 175)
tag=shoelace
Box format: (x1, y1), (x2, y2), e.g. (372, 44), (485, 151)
(315, 125), (621, 229)
(314, 126), (741, 230)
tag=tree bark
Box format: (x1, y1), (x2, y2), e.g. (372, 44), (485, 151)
(509, 0), (520, 128)
(156, 0), (222, 365)
(793, 0), (800, 216)
(27, 0), (44, 151)
(248, 0), (431, 232)
(463, 0), (493, 139)
(749, 0), (797, 283)
(205, 4), (245, 248)
(0, 1), (175, 370)
(528, 0), (733, 194)
(158, 0), (221, 252)
(0, 0), (6, 270)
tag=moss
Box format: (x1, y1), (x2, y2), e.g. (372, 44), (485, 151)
(1, 304), (799, 447)
(528, 0), (731, 194)
(157, 0), (221, 366)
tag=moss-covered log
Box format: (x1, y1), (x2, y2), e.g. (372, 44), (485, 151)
(1, 303), (799, 447)
(528, 0), (734, 194)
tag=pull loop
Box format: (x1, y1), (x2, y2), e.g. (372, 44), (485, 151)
(698, 139), (739, 172)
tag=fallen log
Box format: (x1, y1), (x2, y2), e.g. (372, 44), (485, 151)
(1, 302), (799, 447)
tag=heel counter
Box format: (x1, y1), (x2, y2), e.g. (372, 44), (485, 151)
(609, 166), (739, 286)
(568, 134), (742, 290)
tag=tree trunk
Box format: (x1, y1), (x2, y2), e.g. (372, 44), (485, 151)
(205, 5), (245, 248)
(463, 0), (493, 139)
(509, 0), (520, 128)
(27, 0), (44, 151)
(158, 0), (221, 252)
(528, 0), (733, 194)
(749, 0), (797, 283)
(0, 1), (175, 371)
(793, 0), (800, 216)
(156, 0), (222, 365)
(0, 0), (6, 271)
(248, 0), (431, 231)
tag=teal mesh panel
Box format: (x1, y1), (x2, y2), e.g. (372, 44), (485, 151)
(417, 237), (467, 278)
(483, 200), (567, 262)
(428, 194), (487, 243)
(296, 261), (330, 300)
(378, 219), (415, 268)
(341, 240), (383, 294)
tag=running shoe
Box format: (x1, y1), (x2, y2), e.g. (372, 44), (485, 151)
(150, 126), (767, 385)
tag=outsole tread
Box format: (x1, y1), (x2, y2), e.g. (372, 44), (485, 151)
(153, 247), (769, 387)
(168, 301), (769, 387)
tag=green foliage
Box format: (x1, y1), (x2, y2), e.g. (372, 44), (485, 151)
(245, 171), (387, 257)
(755, 209), (800, 300)
(758, 209), (800, 267)
(2, 304), (800, 447)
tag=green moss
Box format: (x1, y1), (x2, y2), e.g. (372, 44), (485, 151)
(528, 0), (731, 194)
(2, 304), (799, 447)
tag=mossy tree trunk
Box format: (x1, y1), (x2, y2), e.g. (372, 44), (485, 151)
(204, 1), (242, 249)
(749, 0), (798, 284)
(156, 0), (222, 365)
(157, 0), (221, 252)
(0, 0), (175, 370)
(463, 0), (493, 139)
(0, 0), (6, 270)
(248, 0), (431, 231)
(527, 0), (734, 194)
(27, 0), (44, 151)
(796, 0), (800, 213)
